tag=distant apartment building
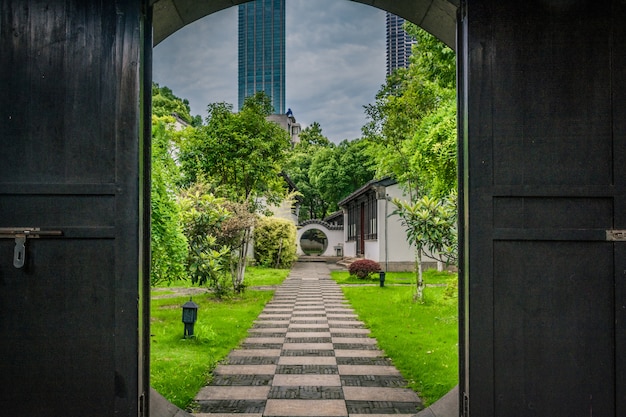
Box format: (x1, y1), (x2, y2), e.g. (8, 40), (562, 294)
(267, 108), (301, 146)
(386, 12), (416, 75)
(238, 0), (286, 114)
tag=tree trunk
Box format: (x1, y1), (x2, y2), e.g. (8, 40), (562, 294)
(275, 238), (283, 268)
(413, 248), (425, 302)
(233, 227), (252, 292)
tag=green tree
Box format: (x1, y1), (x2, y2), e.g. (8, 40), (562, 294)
(152, 82), (202, 126)
(150, 121), (188, 285)
(178, 184), (232, 297)
(284, 123), (334, 221)
(254, 217), (298, 269)
(362, 25), (456, 200)
(179, 92), (291, 203)
(298, 122), (332, 148)
(309, 139), (375, 215)
(393, 193), (457, 302)
(360, 26), (459, 299)
(215, 200), (257, 292)
(178, 91), (292, 288)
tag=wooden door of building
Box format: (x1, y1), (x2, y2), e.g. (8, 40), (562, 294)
(0, 1), (151, 416)
(459, 1), (626, 416)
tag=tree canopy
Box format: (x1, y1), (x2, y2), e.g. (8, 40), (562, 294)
(178, 91), (292, 206)
(285, 124), (375, 220)
(152, 82), (202, 126)
(362, 24), (457, 199)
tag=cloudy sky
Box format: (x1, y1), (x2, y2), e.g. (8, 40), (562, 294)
(152, 0), (386, 143)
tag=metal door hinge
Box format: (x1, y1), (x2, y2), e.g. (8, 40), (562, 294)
(0, 227), (63, 268)
(462, 392), (469, 417)
(139, 392), (146, 417)
(606, 230), (626, 241)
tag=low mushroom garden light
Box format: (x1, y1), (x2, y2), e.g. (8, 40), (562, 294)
(182, 298), (199, 338)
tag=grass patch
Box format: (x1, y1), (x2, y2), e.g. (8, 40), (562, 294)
(150, 266), (290, 410)
(245, 266), (291, 287)
(337, 273), (458, 406)
(330, 269), (455, 286)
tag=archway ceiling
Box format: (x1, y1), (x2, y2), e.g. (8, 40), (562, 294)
(150, 0), (458, 49)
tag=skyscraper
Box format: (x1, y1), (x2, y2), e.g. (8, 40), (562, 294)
(238, 0), (286, 114)
(385, 12), (416, 76)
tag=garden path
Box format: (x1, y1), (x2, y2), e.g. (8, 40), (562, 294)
(191, 261), (424, 417)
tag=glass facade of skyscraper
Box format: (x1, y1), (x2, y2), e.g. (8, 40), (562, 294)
(386, 12), (416, 76)
(238, 0), (286, 114)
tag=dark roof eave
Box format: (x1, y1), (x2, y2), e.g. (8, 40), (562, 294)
(337, 176), (396, 207)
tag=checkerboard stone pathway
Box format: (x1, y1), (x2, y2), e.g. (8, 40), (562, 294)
(192, 262), (423, 417)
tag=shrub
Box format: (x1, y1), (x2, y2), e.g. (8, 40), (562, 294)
(443, 276), (458, 300)
(348, 259), (382, 279)
(254, 217), (298, 268)
(150, 121), (188, 286)
(178, 184), (232, 296)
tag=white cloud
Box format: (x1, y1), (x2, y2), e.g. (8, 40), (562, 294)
(153, 0), (386, 142)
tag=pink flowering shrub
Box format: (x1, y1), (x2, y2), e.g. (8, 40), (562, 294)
(348, 259), (382, 279)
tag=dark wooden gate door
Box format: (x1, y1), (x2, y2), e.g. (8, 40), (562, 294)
(0, 1), (150, 416)
(460, 2), (626, 416)
(359, 202), (365, 255)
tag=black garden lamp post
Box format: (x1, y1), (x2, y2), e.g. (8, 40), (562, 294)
(182, 298), (199, 338)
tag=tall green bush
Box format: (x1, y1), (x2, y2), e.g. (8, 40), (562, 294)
(150, 121), (188, 285)
(254, 217), (298, 269)
(178, 184), (232, 296)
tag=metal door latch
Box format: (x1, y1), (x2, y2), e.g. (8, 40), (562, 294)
(606, 230), (626, 241)
(0, 228), (63, 268)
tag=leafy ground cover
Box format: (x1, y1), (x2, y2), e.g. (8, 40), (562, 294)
(330, 269), (453, 286)
(333, 269), (458, 406)
(151, 267), (457, 409)
(150, 267), (289, 409)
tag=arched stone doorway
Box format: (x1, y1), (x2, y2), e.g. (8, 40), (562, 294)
(149, 3), (460, 414)
(297, 220), (344, 257)
(151, 0), (458, 48)
(3, 1), (626, 416)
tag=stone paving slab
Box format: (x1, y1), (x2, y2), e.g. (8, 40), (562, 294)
(256, 319), (291, 325)
(210, 375), (274, 386)
(337, 365), (402, 376)
(271, 374), (342, 387)
(330, 328), (370, 334)
(333, 349), (384, 357)
(350, 415), (417, 417)
(282, 342), (334, 350)
(194, 400), (266, 414)
(342, 387), (421, 402)
(195, 386), (271, 400)
(332, 337), (377, 344)
(286, 337), (333, 344)
(340, 375), (409, 388)
(268, 386), (344, 400)
(326, 320), (362, 326)
(281, 349), (335, 357)
(191, 262), (423, 417)
(264, 399), (347, 416)
(194, 414), (262, 417)
(287, 327), (330, 332)
(244, 337), (286, 344)
(214, 364), (277, 375)
(285, 332), (332, 338)
(226, 356), (278, 365)
(278, 356), (337, 365)
(346, 400), (421, 414)
(250, 327), (288, 333)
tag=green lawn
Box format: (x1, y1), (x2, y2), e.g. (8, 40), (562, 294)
(150, 267), (289, 409)
(150, 267), (458, 409)
(330, 269), (455, 286)
(334, 269), (459, 406)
